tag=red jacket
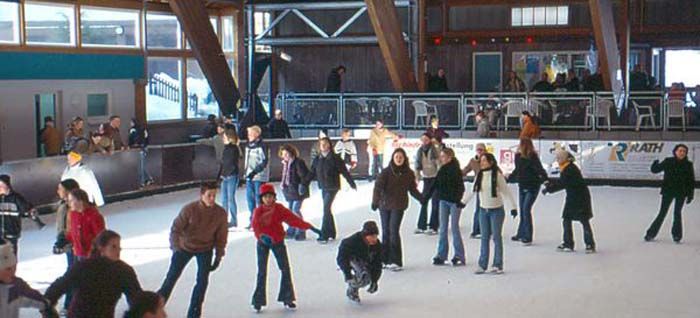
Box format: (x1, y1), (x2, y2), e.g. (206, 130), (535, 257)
(252, 203), (312, 244)
(66, 206), (106, 257)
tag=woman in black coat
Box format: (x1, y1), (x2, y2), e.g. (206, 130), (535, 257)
(508, 138), (548, 245)
(371, 148), (422, 271)
(644, 144), (695, 243)
(542, 150), (596, 253)
(279, 144), (311, 240)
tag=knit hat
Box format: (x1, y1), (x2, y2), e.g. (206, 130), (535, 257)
(0, 243), (17, 269)
(259, 183), (276, 198)
(361, 221), (379, 236)
(0, 175), (10, 188)
(68, 151), (82, 163)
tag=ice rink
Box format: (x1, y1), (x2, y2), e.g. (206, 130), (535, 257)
(16, 181), (700, 317)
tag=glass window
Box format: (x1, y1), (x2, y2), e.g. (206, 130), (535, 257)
(87, 93), (109, 117)
(0, 1), (19, 44)
(147, 58), (183, 121)
(222, 16), (234, 52)
(521, 7), (533, 26)
(186, 59), (218, 119)
(25, 2), (76, 46)
(533, 7), (545, 25)
(146, 13), (181, 49)
(545, 6), (558, 25)
(254, 12), (271, 53)
(511, 8), (522, 27)
(557, 6), (569, 25)
(513, 6), (568, 27)
(80, 7), (139, 47)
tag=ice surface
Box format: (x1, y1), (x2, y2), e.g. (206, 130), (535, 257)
(16, 182), (700, 317)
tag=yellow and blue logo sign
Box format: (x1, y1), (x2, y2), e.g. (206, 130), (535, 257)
(609, 142), (664, 161)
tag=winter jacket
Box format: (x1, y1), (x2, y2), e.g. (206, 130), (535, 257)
(267, 118), (292, 139)
(128, 125), (149, 149)
(428, 75), (449, 92)
(544, 163), (593, 221)
(45, 257), (142, 318)
(476, 118), (490, 138)
(326, 69), (342, 93)
(372, 164), (422, 211)
(308, 152), (356, 191)
(427, 159), (465, 204)
(651, 157), (695, 200)
(414, 144), (440, 179)
(531, 80), (554, 92)
(368, 128), (396, 155)
(462, 170), (517, 210)
(461, 156), (481, 176)
(104, 125), (124, 150)
(197, 135), (226, 163)
(55, 201), (69, 236)
(337, 231), (383, 283)
(425, 127), (449, 143)
(0, 192), (33, 239)
(66, 207), (105, 258)
(170, 200), (229, 258)
(64, 129), (87, 154)
(281, 158), (311, 201)
(61, 163), (105, 207)
(520, 116), (541, 140)
(508, 153), (549, 190)
(244, 138), (270, 182)
(40, 125), (62, 156)
(0, 277), (50, 318)
(334, 139), (358, 167)
(252, 202), (312, 244)
(221, 144), (241, 178)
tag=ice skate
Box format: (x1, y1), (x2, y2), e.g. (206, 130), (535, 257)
(474, 267), (487, 275)
(346, 287), (361, 304)
(451, 258), (465, 267)
(585, 245), (596, 254)
(557, 244), (574, 252)
(252, 305), (262, 313)
(489, 267), (504, 275)
(284, 302), (297, 310)
(432, 257), (446, 266)
(414, 228), (425, 234)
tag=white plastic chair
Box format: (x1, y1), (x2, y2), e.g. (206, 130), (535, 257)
(412, 100), (438, 126)
(632, 101), (656, 131)
(463, 104), (479, 128)
(666, 99), (686, 131)
(502, 100), (526, 130)
(586, 98), (613, 131)
(527, 99), (545, 117)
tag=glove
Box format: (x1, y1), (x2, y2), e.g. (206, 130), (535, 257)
(260, 234), (273, 247)
(367, 281), (379, 294)
(456, 201), (466, 209)
(210, 256), (222, 271)
(687, 197), (693, 205)
(310, 227), (322, 237)
(510, 209), (518, 218)
(246, 172), (257, 180)
(541, 188), (548, 195)
(371, 203), (378, 211)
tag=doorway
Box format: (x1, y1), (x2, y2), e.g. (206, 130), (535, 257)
(35, 93), (58, 157)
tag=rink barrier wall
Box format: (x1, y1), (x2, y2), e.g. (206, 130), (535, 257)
(0, 138), (697, 211)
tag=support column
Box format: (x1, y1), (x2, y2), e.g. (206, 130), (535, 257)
(417, 0), (427, 92)
(589, 0), (623, 94)
(134, 79), (147, 125)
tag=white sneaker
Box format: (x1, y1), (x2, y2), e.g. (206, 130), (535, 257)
(426, 229), (438, 235)
(414, 228), (425, 234)
(489, 267), (504, 275)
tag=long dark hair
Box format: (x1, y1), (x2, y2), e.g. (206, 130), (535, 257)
(89, 229), (119, 259)
(69, 188), (95, 208)
(123, 291), (162, 318)
(387, 148), (410, 172)
(473, 153), (502, 198)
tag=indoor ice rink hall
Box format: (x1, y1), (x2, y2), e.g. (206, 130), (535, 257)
(1, 0), (699, 317)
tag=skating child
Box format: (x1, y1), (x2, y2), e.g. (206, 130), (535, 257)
(337, 221), (383, 303)
(251, 183), (322, 312)
(0, 243), (58, 318)
(334, 128), (358, 190)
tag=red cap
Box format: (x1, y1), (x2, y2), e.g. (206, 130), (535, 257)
(259, 183), (276, 197)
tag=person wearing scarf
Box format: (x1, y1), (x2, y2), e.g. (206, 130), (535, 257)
(371, 148), (423, 272)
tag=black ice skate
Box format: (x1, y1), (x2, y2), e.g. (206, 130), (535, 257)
(556, 244), (574, 252)
(252, 305), (262, 313)
(585, 245), (596, 254)
(346, 287), (361, 304)
(451, 258), (465, 266)
(284, 302), (297, 310)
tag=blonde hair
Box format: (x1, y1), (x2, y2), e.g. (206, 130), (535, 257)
(247, 125), (262, 135)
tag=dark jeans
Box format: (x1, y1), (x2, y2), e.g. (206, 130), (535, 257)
(246, 180), (263, 224)
(138, 149), (153, 186)
(380, 210), (405, 266)
(646, 194), (686, 240)
(371, 154), (383, 180)
(347, 260), (372, 298)
(158, 250), (213, 318)
(417, 177), (439, 231)
(515, 188), (539, 242)
(562, 218), (595, 249)
(320, 190), (339, 240)
(252, 242), (295, 306)
(471, 195), (481, 236)
(64, 251), (75, 309)
(285, 200), (305, 240)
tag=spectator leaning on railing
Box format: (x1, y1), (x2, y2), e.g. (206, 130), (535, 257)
(104, 116), (125, 151)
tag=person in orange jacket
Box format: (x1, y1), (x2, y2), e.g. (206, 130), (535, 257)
(519, 111), (541, 140)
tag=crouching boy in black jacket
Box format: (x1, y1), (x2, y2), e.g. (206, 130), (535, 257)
(337, 221), (383, 303)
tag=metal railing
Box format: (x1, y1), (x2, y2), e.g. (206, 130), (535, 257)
(275, 91), (698, 132)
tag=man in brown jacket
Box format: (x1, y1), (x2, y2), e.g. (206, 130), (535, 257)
(40, 117), (61, 156)
(462, 143), (486, 239)
(158, 182), (228, 318)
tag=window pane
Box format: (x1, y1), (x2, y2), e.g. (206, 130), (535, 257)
(147, 58), (183, 121)
(81, 7), (139, 47)
(147, 13), (181, 49)
(222, 16), (234, 51)
(186, 59), (218, 119)
(87, 93), (109, 117)
(0, 2), (19, 43)
(545, 6), (558, 25)
(521, 7), (533, 26)
(25, 2), (75, 45)
(533, 7), (545, 25)
(557, 6), (569, 25)
(511, 8), (522, 27)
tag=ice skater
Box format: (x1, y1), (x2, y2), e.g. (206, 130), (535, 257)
(65, 189), (106, 262)
(462, 143), (486, 239)
(279, 144), (312, 240)
(158, 182), (228, 318)
(371, 148), (423, 271)
(414, 133), (442, 235)
(251, 183), (322, 312)
(244, 125), (270, 229)
(52, 179), (80, 315)
(61, 151), (104, 207)
(462, 153), (517, 274)
(507, 138), (548, 245)
(0, 174), (46, 255)
(0, 242), (57, 318)
(644, 144), (695, 243)
(542, 150), (596, 253)
(425, 148), (467, 266)
(334, 128), (358, 191)
(220, 127), (241, 228)
(337, 221), (383, 304)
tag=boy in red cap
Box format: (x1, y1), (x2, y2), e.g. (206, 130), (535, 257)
(251, 183), (322, 312)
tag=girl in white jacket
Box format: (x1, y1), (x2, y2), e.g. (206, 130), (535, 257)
(61, 152), (104, 207)
(462, 153), (517, 274)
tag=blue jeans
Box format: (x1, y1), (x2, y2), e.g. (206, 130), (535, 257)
(436, 201), (465, 262)
(138, 149), (153, 186)
(285, 200), (305, 240)
(246, 180), (263, 223)
(371, 154), (383, 180)
(221, 175), (239, 226)
(478, 207), (505, 270)
(471, 195), (481, 236)
(63, 251), (75, 309)
(158, 250), (213, 318)
(515, 188), (539, 242)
